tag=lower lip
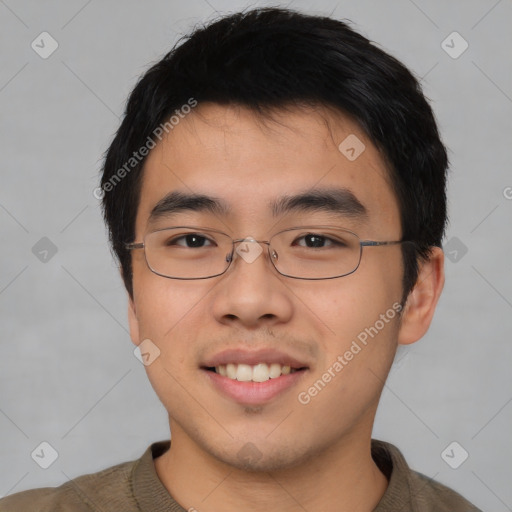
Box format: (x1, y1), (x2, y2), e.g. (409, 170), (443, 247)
(203, 369), (307, 405)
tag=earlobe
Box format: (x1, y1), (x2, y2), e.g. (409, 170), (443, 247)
(128, 295), (141, 347)
(397, 246), (445, 345)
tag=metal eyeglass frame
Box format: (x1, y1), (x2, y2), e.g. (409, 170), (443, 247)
(125, 225), (414, 280)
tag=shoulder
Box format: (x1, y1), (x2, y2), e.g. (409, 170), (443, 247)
(409, 469), (483, 511)
(0, 458), (138, 512)
(372, 440), (482, 512)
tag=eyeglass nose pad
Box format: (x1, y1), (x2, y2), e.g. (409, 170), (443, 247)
(226, 253), (233, 263)
(271, 249), (278, 261)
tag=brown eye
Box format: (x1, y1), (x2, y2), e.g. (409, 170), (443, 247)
(294, 234), (338, 248)
(168, 234), (214, 248)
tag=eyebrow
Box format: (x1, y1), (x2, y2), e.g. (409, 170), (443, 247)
(148, 187), (368, 223)
(270, 187), (368, 220)
(148, 191), (230, 223)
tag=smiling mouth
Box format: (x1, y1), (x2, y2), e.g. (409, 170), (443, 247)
(204, 363), (307, 383)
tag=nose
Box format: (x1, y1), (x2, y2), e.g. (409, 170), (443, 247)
(226, 239), (279, 267)
(211, 238), (293, 329)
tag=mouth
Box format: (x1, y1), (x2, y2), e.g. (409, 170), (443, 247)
(204, 362), (306, 382)
(200, 349), (310, 405)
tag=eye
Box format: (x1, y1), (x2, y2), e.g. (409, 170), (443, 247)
(169, 233), (215, 248)
(294, 234), (336, 248)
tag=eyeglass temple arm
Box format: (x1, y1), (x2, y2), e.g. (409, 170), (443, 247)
(125, 242), (144, 250)
(360, 240), (411, 247)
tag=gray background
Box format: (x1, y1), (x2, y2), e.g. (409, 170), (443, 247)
(0, 0), (511, 509)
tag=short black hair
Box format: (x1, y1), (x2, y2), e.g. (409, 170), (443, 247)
(100, 7), (448, 303)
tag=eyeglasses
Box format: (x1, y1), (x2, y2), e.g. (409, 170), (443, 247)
(125, 225), (411, 280)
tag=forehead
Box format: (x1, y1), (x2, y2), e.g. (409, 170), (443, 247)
(135, 103), (400, 236)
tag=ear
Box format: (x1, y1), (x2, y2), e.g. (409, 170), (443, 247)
(128, 294), (141, 347)
(398, 246), (445, 345)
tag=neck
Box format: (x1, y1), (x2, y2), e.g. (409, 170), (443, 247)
(154, 424), (388, 512)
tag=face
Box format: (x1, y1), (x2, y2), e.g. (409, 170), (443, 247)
(128, 103), (405, 471)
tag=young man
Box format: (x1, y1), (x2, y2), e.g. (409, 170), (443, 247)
(0, 7), (481, 512)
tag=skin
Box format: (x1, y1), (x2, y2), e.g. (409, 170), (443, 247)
(127, 103), (445, 512)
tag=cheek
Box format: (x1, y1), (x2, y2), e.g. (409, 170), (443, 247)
(296, 260), (402, 350)
(132, 270), (215, 356)
(132, 276), (213, 407)
(295, 277), (401, 415)
(295, 259), (402, 404)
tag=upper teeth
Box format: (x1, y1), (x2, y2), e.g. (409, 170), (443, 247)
(216, 363), (295, 382)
